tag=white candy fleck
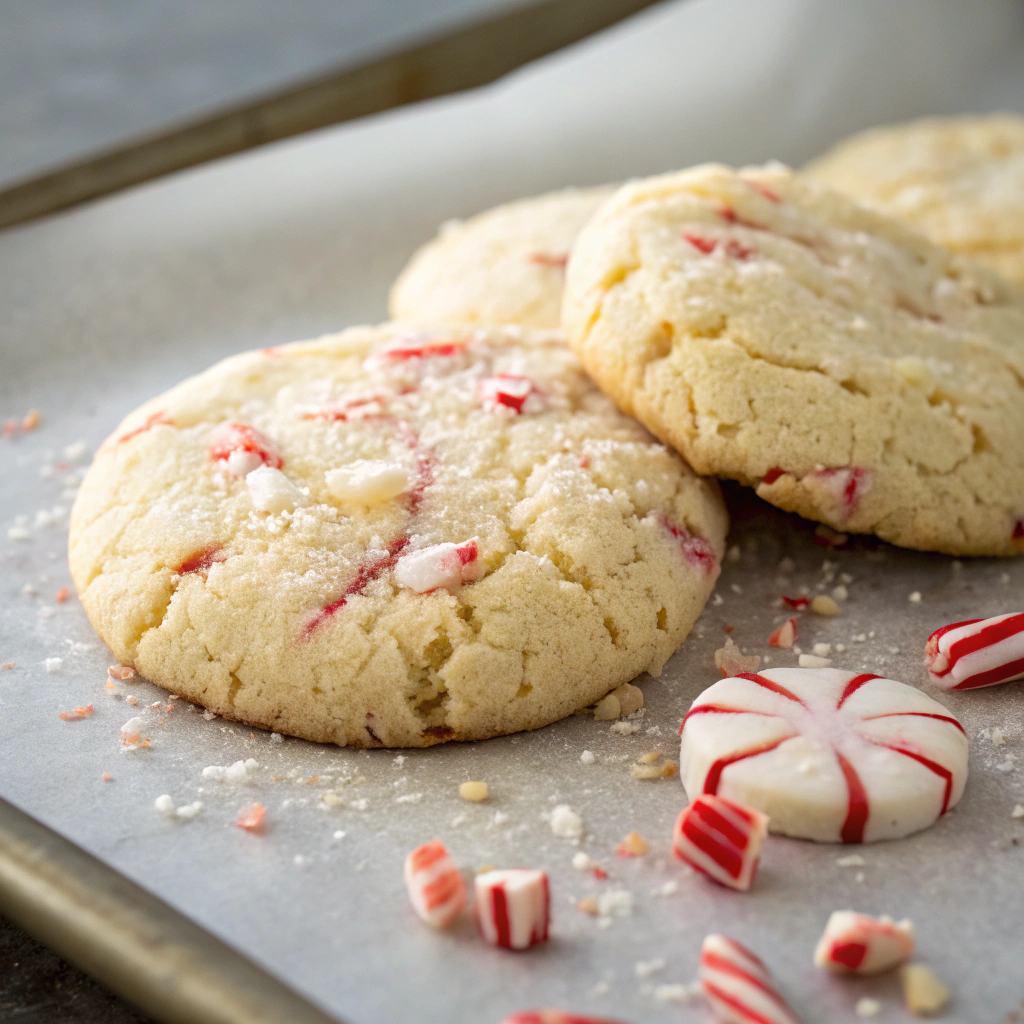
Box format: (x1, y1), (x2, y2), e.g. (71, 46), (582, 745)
(855, 997), (881, 1018)
(246, 466), (303, 514)
(596, 889), (633, 918)
(799, 654), (831, 668)
(580, 750), (596, 765)
(44, 657), (63, 673)
(635, 959), (666, 978)
(326, 460), (412, 504)
(550, 804), (583, 841)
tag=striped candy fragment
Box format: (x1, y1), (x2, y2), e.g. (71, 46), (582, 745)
(813, 911), (914, 975)
(404, 840), (466, 928)
(699, 934), (802, 1024)
(925, 612), (1024, 690)
(208, 421), (283, 476)
(499, 1013), (629, 1024)
(475, 869), (549, 950)
(672, 794), (768, 891)
(680, 669), (968, 843)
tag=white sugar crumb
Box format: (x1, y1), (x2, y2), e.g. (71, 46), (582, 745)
(837, 854), (866, 867)
(550, 804), (584, 841)
(908, 591), (922, 603)
(202, 759), (259, 783)
(202, 710), (217, 721)
(393, 754), (406, 766)
(155, 795), (203, 820)
(712, 593), (724, 606)
(44, 657), (63, 672)
(1012, 805), (1024, 819)
(799, 654), (831, 668)
(653, 982), (699, 1004)
(333, 830), (346, 840)
(831, 584), (848, 601)
(579, 750), (596, 765)
(812, 643), (831, 657)
(293, 855), (310, 868)
(572, 852), (596, 871)
(492, 810), (509, 826)
(855, 871), (865, 883)
(7, 526), (30, 541)
(596, 889), (633, 919)
(635, 958), (665, 978)
(395, 792), (423, 804)
(350, 798), (369, 811)
(656, 880), (679, 896)
(269, 732), (283, 743)
(609, 721), (640, 735)
(855, 997), (881, 1018)
(591, 981), (611, 997)
(995, 755), (1017, 772)
(980, 726), (1007, 746)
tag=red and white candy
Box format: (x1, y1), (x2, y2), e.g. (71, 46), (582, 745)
(925, 612), (1024, 690)
(680, 668), (968, 843)
(394, 539), (485, 594)
(208, 421), (283, 476)
(813, 911), (914, 975)
(475, 869), (550, 950)
(672, 794), (768, 891)
(404, 840), (466, 928)
(699, 934), (802, 1024)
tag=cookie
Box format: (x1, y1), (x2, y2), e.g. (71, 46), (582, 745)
(69, 324), (727, 748)
(806, 115), (1024, 285)
(563, 163), (1024, 556)
(389, 187), (613, 329)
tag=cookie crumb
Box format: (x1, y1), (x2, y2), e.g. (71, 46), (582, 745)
(902, 964), (951, 1016)
(638, 750), (661, 764)
(579, 750), (596, 765)
(714, 637), (761, 676)
(577, 896), (599, 915)
(799, 654), (832, 668)
(610, 721), (640, 735)
(855, 997), (882, 1018)
(810, 595), (841, 616)
(1012, 805), (1024, 819)
(459, 781), (488, 802)
(616, 831), (649, 857)
(592, 693), (621, 720)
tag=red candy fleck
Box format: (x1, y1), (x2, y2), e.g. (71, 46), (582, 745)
(500, 1014), (629, 1024)
(54, 587), (69, 603)
(682, 232), (717, 254)
(235, 802), (267, 833)
(117, 411), (172, 444)
(374, 339), (466, 362)
(654, 513), (718, 576)
(1014, 518), (1024, 541)
(718, 205), (767, 231)
(207, 422), (283, 470)
(744, 179), (782, 203)
(176, 547), (226, 577)
(682, 232), (755, 260)
(591, 866), (608, 881)
(781, 595), (809, 611)
(108, 665), (136, 681)
(810, 466), (871, 521)
(762, 467), (787, 485)
(527, 252), (569, 268)
(478, 374), (539, 414)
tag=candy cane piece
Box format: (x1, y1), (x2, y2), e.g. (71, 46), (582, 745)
(813, 911), (914, 975)
(672, 794), (768, 891)
(925, 613), (1024, 690)
(404, 840), (466, 928)
(699, 934), (802, 1024)
(680, 668), (968, 843)
(475, 869), (550, 950)
(395, 539), (484, 593)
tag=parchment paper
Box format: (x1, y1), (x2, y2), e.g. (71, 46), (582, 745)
(2, 1), (1024, 1020)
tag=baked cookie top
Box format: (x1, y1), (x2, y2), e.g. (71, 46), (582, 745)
(69, 324), (727, 748)
(806, 115), (1024, 285)
(389, 187), (613, 329)
(562, 163), (1024, 556)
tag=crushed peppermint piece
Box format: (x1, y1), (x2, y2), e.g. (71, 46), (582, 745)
(235, 803), (267, 832)
(44, 657), (63, 673)
(475, 869), (549, 949)
(246, 465), (304, 514)
(580, 750), (596, 765)
(203, 759), (259, 783)
(768, 617), (798, 649)
(155, 795), (203, 820)
(596, 889), (633, 918)
(814, 911), (914, 974)
(572, 852), (596, 871)
(405, 840), (466, 928)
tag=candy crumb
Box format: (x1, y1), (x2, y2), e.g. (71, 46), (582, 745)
(54, 587), (69, 603)
(638, 750), (661, 764)
(572, 852), (596, 871)
(550, 804), (584, 841)
(909, 592), (922, 603)
(577, 896), (599, 915)
(616, 831), (649, 857)
(579, 750), (596, 765)
(902, 964), (951, 1016)
(108, 665), (136, 681)
(44, 657), (63, 673)
(799, 654), (832, 668)
(102, 773), (113, 782)
(837, 854), (866, 867)
(609, 721), (641, 735)
(653, 983), (700, 1004)
(810, 595), (841, 616)
(855, 997), (882, 1018)
(459, 781), (489, 802)
(235, 802), (267, 833)
(58, 703), (94, 721)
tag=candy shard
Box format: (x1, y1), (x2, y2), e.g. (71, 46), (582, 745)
(699, 934), (803, 1024)
(499, 1013), (629, 1024)
(208, 422), (283, 473)
(925, 612), (1024, 690)
(768, 618), (798, 649)
(235, 802), (267, 833)
(672, 794), (768, 891)
(813, 911), (914, 975)
(404, 840), (466, 929)
(394, 539), (484, 593)
(475, 868), (550, 950)
(246, 466), (304, 514)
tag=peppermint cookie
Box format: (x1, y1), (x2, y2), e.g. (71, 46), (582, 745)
(563, 163), (1024, 556)
(69, 325), (727, 747)
(806, 115), (1024, 285)
(390, 187), (613, 329)
(679, 668), (968, 843)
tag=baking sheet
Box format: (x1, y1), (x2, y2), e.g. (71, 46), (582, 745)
(2, 0), (1024, 1020)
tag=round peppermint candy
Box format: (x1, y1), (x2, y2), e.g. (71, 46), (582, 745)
(679, 668), (968, 843)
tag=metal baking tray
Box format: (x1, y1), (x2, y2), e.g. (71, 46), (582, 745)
(2, 1), (1023, 1020)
